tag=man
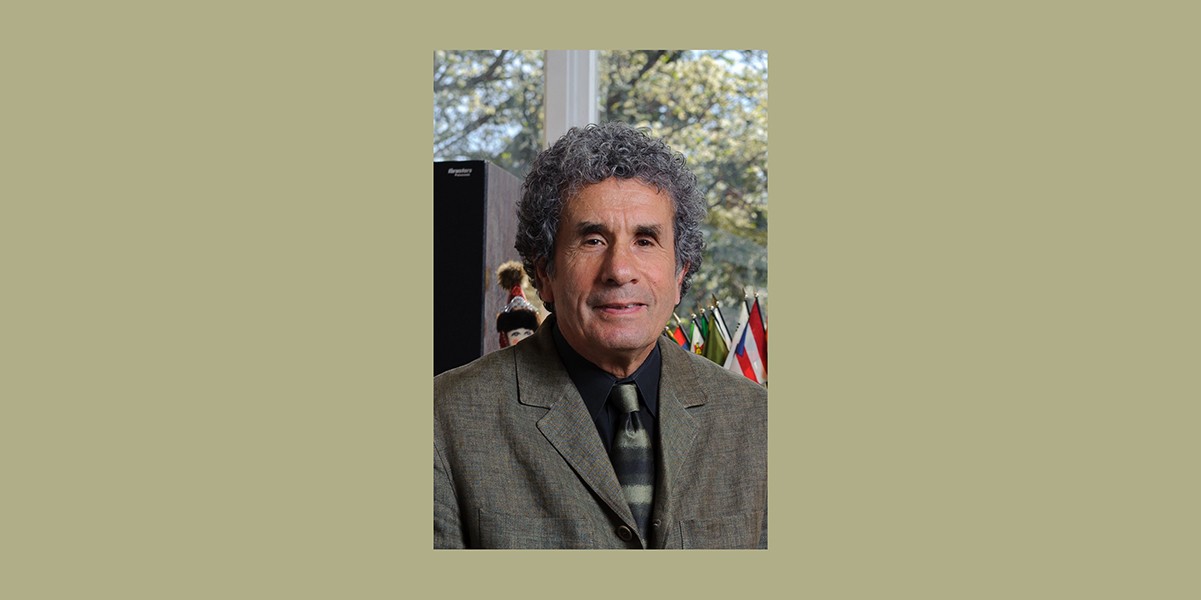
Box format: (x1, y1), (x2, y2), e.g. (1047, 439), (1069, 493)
(434, 123), (767, 549)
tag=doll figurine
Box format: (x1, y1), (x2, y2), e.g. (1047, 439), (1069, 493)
(495, 261), (541, 348)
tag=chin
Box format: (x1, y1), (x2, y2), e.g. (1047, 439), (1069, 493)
(591, 329), (656, 353)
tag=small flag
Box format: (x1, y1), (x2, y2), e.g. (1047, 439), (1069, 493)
(711, 299), (732, 347)
(689, 316), (705, 354)
(735, 296), (750, 339)
(703, 310), (729, 365)
(748, 296), (767, 373)
(724, 311), (766, 384)
(670, 324), (688, 349)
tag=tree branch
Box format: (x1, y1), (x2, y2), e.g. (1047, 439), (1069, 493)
(434, 91), (522, 155)
(461, 50), (510, 89)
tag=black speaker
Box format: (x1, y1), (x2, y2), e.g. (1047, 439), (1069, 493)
(433, 160), (522, 376)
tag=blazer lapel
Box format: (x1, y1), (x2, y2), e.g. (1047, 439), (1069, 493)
(651, 337), (705, 548)
(515, 323), (636, 531)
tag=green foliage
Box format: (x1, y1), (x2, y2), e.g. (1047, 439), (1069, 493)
(433, 50), (545, 175)
(434, 49), (768, 322)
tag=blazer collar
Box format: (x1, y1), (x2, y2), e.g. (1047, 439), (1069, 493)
(516, 317), (637, 536)
(651, 335), (704, 547)
(514, 316), (711, 548)
(513, 315), (575, 410)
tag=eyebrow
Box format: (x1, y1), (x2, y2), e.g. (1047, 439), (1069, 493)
(575, 222), (606, 236)
(635, 224), (663, 240)
(573, 222), (663, 240)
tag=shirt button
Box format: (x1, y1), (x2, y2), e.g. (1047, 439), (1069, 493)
(616, 526), (634, 541)
(652, 519), (662, 528)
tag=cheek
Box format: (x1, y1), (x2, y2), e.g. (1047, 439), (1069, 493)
(550, 258), (591, 297)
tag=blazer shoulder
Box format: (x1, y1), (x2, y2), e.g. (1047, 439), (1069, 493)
(662, 341), (767, 404)
(434, 347), (518, 410)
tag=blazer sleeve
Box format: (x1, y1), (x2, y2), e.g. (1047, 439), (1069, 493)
(433, 433), (466, 549)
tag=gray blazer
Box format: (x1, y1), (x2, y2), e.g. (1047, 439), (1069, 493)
(434, 318), (767, 549)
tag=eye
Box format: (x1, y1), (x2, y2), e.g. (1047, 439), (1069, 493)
(636, 238), (655, 247)
(583, 237), (604, 246)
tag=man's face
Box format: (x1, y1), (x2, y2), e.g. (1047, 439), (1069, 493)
(537, 177), (685, 378)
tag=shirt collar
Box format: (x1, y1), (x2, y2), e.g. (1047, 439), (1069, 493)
(550, 316), (660, 419)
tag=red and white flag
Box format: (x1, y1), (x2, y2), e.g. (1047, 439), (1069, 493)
(723, 314), (766, 384)
(748, 296), (767, 374)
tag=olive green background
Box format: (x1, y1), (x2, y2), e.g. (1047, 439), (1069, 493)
(4, 1), (1198, 598)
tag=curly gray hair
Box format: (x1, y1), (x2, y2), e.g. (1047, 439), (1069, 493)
(515, 122), (706, 313)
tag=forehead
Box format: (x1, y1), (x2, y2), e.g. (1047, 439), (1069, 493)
(562, 178), (674, 220)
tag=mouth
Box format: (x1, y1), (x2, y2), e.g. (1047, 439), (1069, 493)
(594, 302), (647, 315)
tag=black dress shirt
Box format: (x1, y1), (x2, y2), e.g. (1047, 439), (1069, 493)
(551, 319), (659, 454)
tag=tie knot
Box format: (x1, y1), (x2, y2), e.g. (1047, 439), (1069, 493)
(609, 383), (640, 414)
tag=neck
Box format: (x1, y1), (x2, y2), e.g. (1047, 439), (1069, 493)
(551, 317), (655, 379)
(584, 348), (653, 380)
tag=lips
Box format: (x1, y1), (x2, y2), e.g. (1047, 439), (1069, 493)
(594, 301), (647, 314)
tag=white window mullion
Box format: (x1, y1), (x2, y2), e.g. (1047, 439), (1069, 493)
(543, 50), (598, 148)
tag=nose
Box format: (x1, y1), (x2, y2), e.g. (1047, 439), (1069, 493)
(600, 242), (638, 286)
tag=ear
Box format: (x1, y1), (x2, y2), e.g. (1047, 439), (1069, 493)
(535, 260), (555, 304)
(674, 262), (689, 306)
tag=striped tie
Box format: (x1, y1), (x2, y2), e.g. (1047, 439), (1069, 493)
(608, 383), (654, 540)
